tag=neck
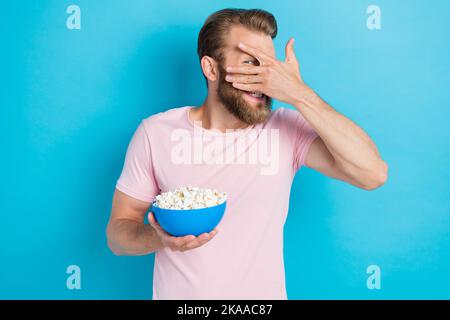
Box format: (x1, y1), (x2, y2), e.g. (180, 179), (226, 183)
(191, 95), (251, 133)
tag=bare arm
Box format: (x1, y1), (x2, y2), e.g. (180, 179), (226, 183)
(224, 40), (388, 190)
(106, 189), (162, 255)
(106, 189), (218, 255)
(296, 88), (388, 190)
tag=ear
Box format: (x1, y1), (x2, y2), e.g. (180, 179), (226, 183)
(201, 56), (219, 82)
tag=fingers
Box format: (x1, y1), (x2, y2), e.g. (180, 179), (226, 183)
(163, 235), (192, 251)
(148, 212), (172, 240)
(182, 234), (210, 250)
(225, 74), (264, 84)
(147, 212), (156, 225)
(148, 212), (163, 230)
(210, 228), (218, 237)
(285, 37), (297, 63)
(231, 82), (260, 92)
(172, 235), (196, 248)
(149, 211), (220, 252)
(180, 231), (217, 251)
(170, 229), (219, 252)
(226, 65), (265, 74)
(237, 42), (276, 66)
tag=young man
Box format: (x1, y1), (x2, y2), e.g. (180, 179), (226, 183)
(106, 8), (388, 299)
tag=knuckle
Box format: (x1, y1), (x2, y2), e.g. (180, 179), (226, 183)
(190, 241), (199, 248)
(174, 239), (184, 247)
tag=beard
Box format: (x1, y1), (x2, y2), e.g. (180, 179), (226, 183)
(216, 62), (273, 125)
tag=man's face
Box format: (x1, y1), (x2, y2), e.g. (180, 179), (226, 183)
(216, 25), (276, 125)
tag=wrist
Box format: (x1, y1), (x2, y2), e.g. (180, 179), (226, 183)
(143, 224), (165, 251)
(292, 83), (317, 110)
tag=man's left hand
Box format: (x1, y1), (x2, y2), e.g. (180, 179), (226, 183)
(225, 38), (310, 106)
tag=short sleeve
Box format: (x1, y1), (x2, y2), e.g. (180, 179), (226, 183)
(115, 121), (159, 203)
(292, 112), (319, 172)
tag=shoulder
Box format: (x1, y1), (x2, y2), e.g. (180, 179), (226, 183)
(141, 106), (191, 132)
(265, 106), (302, 129)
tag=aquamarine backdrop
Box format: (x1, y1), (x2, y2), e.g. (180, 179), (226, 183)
(1, 0), (449, 299)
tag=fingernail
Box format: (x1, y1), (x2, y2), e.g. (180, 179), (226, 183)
(226, 66), (232, 72)
(238, 42), (244, 48)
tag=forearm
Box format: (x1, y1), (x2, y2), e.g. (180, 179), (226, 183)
(293, 86), (387, 182)
(107, 219), (164, 255)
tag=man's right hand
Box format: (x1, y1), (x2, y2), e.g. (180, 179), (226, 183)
(148, 212), (219, 252)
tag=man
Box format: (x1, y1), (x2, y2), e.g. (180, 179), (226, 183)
(106, 8), (388, 299)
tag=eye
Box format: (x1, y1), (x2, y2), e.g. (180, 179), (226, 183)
(243, 60), (255, 65)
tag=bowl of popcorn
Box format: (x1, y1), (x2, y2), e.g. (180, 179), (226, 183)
(151, 186), (227, 237)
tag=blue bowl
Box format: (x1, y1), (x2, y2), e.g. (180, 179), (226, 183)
(151, 201), (227, 237)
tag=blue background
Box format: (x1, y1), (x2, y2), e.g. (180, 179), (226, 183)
(1, 0), (449, 299)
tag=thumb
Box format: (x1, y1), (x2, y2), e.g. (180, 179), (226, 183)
(285, 37), (298, 64)
(148, 211), (156, 225)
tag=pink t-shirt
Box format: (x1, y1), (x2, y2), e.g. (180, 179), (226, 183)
(115, 105), (318, 299)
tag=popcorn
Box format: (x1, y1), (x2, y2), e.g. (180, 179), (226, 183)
(154, 186), (227, 210)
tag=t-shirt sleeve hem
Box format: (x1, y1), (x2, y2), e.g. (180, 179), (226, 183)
(297, 132), (320, 171)
(115, 181), (154, 203)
